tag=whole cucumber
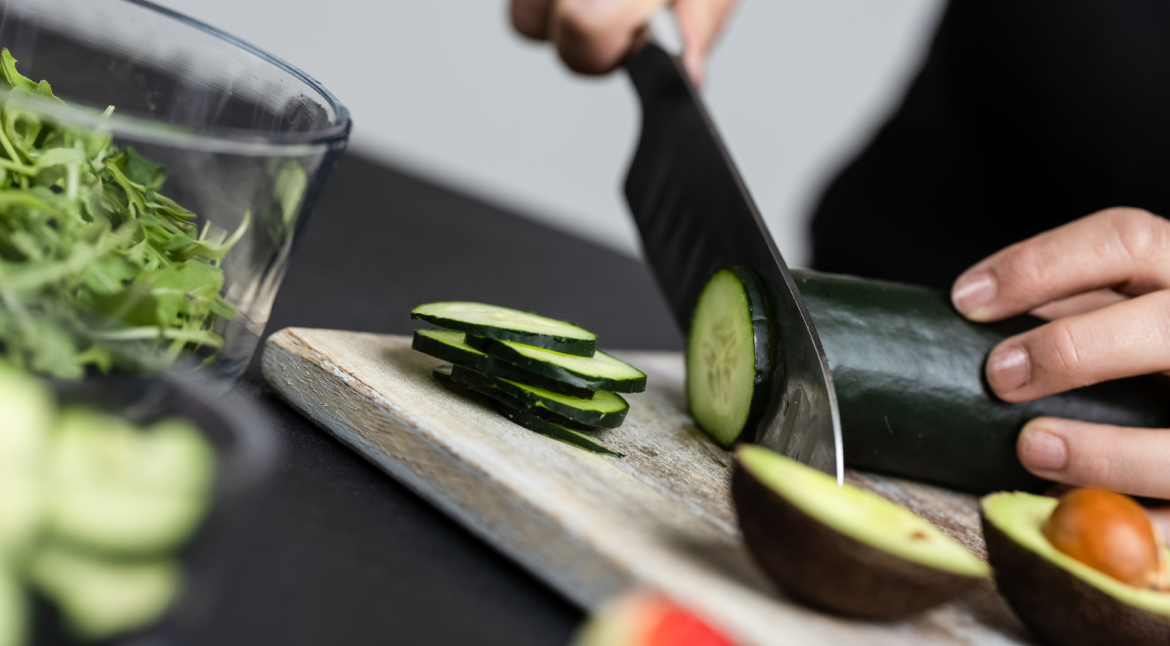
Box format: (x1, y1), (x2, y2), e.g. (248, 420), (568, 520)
(793, 269), (1170, 493)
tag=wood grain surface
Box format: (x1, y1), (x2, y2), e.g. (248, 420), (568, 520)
(262, 328), (1036, 646)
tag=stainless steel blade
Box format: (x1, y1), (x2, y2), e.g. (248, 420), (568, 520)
(623, 24), (843, 481)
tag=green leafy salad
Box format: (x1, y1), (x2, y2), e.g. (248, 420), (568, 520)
(0, 48), (246, 379)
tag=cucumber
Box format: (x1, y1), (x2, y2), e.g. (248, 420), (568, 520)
(413, 330), (595, 398)
(432, 364), (593, 428)
(0, 567), (25, 646)
(491, 401), (624, 457)
(447, 365), (629, 429)
(412, 302), (597, 357)
(45, 409), (215, 555)
(686, 267), (772, 447)
(0, 362), (52, 467)
(29, 544), (179, 641)
(794, 269), (1170, 492)
(0, 367), (52, 554)
(464, 336), (647, 393)
(0, 475), (41, 557)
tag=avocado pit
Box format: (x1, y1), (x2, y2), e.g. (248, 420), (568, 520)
(982, 492), (1170, 646)
(1042, 488), (1168, 591)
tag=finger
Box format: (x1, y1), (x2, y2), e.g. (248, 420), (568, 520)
(1018, 418), (1170, 499)
(952, 208), (1170, 322)
(1148, 507), (1170, 540)
(1029, 288), (1127, 321)
(552, 0), (670, 75)
(987, 290), (1170, 401)
(675, 0), (739, 85)
(512, 0), (555, 40)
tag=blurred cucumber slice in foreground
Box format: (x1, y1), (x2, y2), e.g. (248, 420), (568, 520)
(0, 568), (25, 646)
(0, 476), (41, 557)
(29, 545), (180, 641)
(412, 301), (597, 357)
(0, 365), (53, 554)
(45, 410), (215, 555)
(0, 364), (52, 464)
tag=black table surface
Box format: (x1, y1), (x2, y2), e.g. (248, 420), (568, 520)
(191, 152), (684, 645)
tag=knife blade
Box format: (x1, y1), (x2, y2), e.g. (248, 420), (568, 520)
(623, 13), (844, 482)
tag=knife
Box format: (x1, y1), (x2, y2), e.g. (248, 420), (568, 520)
(623, 12), (844, 482)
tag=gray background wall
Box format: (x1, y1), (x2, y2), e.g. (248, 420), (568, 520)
(153, 0), (943, 267)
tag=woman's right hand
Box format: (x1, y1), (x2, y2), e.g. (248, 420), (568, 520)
(510, 0), (739, 86)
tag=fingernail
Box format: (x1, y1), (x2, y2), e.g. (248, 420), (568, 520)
(1019, 427), (1068, 472)
(952, 272), (996, 320)
(987, 345), (1029, 393)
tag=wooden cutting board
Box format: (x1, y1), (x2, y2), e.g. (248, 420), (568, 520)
(261, 328), (1036, 646)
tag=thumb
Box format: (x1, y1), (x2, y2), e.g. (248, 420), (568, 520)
(675, 0), (739, 86)
(552, 0), (673, 75)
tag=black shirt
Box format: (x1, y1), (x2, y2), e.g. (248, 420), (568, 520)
(810, 0), (1170, 289)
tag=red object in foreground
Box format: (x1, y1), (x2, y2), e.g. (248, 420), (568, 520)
(571, 591), (739, 646)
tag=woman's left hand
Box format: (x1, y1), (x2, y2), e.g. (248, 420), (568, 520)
(951, 208), (1170, 518)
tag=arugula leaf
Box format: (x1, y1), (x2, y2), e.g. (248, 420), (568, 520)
(0, 49), (244, 378)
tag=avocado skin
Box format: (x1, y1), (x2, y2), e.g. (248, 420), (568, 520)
(731, 457), (982, 619)
(794, 269), (1170, 494)
(982, 510), (1170, 645)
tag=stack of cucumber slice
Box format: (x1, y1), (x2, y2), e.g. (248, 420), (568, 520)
(0, 364), (215, 645)
(411, 302), (647, 457)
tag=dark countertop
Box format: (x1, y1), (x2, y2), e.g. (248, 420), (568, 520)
(193, 152), (683, 645)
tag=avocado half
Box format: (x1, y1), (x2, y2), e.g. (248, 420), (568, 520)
(731, 446), (989, 619)
(982, 492), (1170, 645)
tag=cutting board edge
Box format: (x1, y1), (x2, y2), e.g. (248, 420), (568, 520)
(261, 327), (638, 608)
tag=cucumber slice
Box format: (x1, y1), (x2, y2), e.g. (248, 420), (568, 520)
(433, 363), (532, 412)
(0, 365), (52, 554)
(412, 302), (597, 357)
(45, 409), (215, 555)
(491, 401), (624, 457)
(0, 475), (42, 556)
(432, 365), (595, 430)
(465, 336), (647, 393)
(686, 267), (772, 447)
(0, 567), (26, 646)
(413, 330), (595, 398)
(448, 365), (629, 429)
(0, 363), (53, 467)
(29, 544), (179, 641)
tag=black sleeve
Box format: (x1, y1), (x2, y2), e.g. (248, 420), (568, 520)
(810, 0), (1170, 289)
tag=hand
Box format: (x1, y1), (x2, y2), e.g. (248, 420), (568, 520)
(951, 208), (1170, 530)
(510, 0), (739, 85)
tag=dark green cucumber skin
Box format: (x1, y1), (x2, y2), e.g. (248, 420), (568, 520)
(491, 401), (624, 457)
(412, 331), (596, 398)
(730, 266), (773, 444)
(794, 269), (1170, 493)
(464, 336), (646, 394)
(410, 312), (596, 357)
(449, 365), (628, 429)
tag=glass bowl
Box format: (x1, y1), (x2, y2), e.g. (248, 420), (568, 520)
(0, 0), (351, 383)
